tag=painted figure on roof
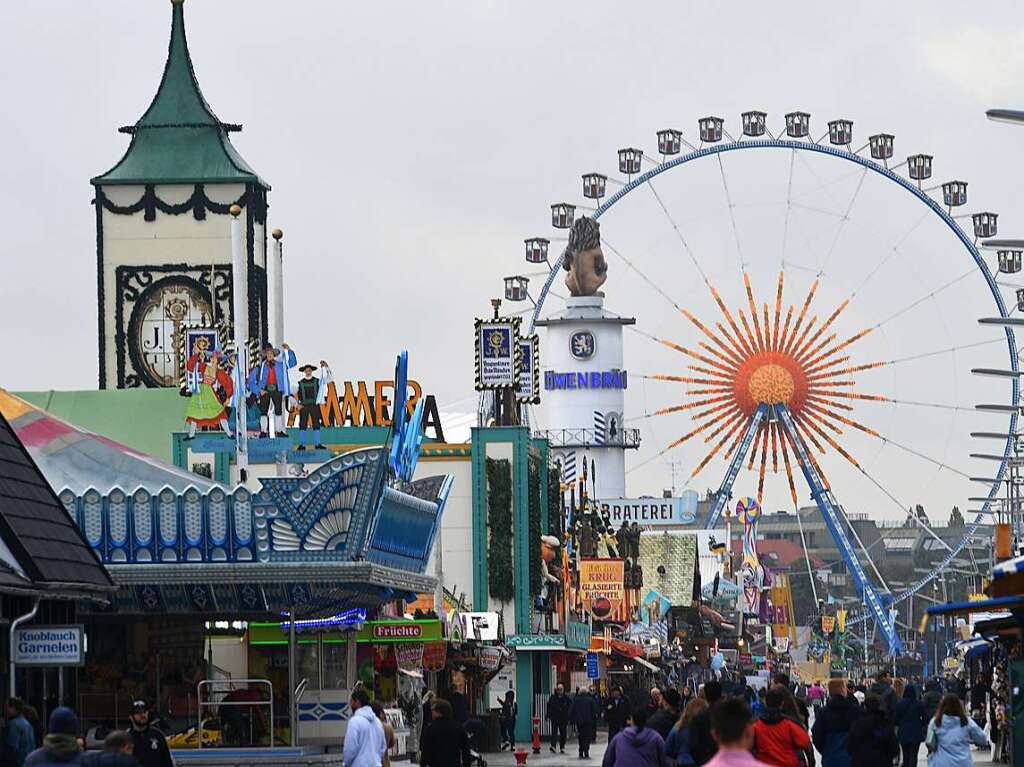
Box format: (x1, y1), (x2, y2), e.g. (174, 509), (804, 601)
(247, 342), (297, 437)
(296, 361), (331, 451)
(184, 349), (233, 439)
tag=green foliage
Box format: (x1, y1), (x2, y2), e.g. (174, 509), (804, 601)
(949, 506), (964, 528)
(486, 458), (514, 602)
(548, 467), (563, 538)
(528, 457), (542, 597)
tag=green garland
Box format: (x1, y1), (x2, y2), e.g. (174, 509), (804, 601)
(486, 458), (514, 602)
(547, 467), (563, 538)
(528, 457), (542, 597)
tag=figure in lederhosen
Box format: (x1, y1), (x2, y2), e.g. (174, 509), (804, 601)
(246, 342), (297, 438)
(296, 361), (332, 451)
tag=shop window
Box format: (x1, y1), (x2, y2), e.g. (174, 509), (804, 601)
(322, 641), (349, 689)
(297, 642), (321, 691)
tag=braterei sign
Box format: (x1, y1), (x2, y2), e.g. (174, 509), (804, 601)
(14, 625), (85, 667)
(595, 491), (700, 527)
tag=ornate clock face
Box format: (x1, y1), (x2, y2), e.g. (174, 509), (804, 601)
(129, 279), (213, 387)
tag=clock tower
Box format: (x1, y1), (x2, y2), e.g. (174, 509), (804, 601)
(92, 0), (270, 389)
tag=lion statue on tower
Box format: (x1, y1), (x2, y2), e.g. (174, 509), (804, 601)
(562, 216), (608, 297)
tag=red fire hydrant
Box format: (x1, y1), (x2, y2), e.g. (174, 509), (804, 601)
(532, 715), (542, 754)
(514, 748), (529, 765)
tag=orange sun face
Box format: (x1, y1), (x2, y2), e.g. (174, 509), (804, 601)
(651, 272), (888, 505)
(736, 354), (805, 414)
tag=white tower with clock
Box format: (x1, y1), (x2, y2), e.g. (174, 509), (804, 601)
(92, 0), (270, 389)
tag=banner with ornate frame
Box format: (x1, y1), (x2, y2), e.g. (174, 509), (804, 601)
(516, 334), (540, 404)
(474, 316), (522, 391)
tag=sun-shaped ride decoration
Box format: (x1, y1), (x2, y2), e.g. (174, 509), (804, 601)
(652, 272), (886, 504)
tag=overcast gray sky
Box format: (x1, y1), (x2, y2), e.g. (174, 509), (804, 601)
(3, 1), (1024, 510)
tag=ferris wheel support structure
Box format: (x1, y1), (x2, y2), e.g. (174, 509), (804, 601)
(523, 136), (1019, 627)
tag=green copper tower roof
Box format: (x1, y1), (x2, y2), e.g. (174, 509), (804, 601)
(92, 0), (268, 188)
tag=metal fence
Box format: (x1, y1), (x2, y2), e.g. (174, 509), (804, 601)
(197, 679), (275, 749)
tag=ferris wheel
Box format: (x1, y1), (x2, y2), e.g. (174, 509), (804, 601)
(501, 110), (1020, 654)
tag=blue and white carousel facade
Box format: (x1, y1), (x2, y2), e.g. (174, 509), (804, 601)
(58, 445), (449, 616)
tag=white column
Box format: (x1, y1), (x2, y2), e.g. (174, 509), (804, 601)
(230, 204), (249, 479)
(269, 228), (285, 348)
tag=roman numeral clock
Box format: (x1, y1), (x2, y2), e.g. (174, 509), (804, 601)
(92, 0), (270, 389)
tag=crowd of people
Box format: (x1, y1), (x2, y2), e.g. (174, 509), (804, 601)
(0, 672), (994, 767)
(527, 671), (992, 767)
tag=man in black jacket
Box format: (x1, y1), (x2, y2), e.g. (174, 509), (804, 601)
(648, 688), (681, 740)
(421, 699), (472, 767)
(547, 684), (571, 753)
(868, 671), (897, 720)
(603, 687), (629, 742)
(128, 701), (173, 767)
(690, 680), (723, 766)
(921, 679), (943, 720)
(569, 686), (599, 758)
(812, 679), (863, 767)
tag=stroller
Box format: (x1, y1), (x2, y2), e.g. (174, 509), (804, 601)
(464, 718), (489, 767)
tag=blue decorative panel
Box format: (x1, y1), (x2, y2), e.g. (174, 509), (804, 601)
(61, 444), (455, 615)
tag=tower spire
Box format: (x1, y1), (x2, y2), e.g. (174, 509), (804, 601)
(137, 0), (223, 130)
(92, 0), (267, 187)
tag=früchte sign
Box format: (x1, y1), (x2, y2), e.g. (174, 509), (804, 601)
(14, 626), (85, 667)
(372, 623), (423, 640)
(544, 370), (628, 391)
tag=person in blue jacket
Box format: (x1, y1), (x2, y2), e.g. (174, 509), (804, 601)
(3, 698), (35, 767)
(246, 342), (297, 437)
(925, 694), (988, 767)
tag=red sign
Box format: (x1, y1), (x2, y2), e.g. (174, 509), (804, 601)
(373, 623), (424, 640)
(739, 653), (753, 667)
(610, 639), (644, 658)
(423, 641), (447, 671)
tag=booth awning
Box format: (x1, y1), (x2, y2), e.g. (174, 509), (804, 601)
(957, 638), (991, 661)
(633, 656), (659, 672)
(926, 594), (1024, 618)
(993, 555), (1024, 578)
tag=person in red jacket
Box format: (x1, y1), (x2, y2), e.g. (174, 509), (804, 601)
(752, 687), (811, 767)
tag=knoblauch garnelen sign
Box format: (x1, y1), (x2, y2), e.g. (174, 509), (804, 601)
(14, 626), (85, 666)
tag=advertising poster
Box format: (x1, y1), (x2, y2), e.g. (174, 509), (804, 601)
(579, 558), (625, 619)
(517, 335), (540, 403)
(475, 318), (520, 390)
(395, 642), (424, 671)
(422, 641), (447, 671)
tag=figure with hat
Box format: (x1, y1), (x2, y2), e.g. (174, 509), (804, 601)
(127, 701), (173, 767)
(184, 346), (233, 439)
(246, 342), (297, 438)
(296, 361), (332, 451)
(539, 535), (562, 611)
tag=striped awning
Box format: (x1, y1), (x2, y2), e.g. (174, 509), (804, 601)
(993, 555), (1024, 578)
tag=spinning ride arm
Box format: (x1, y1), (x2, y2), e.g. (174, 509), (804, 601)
(774, 403), (902, 656)
(704, 404), (768, 530)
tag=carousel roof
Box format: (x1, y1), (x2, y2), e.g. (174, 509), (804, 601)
(0, 390), (219, 495)
(92, 0), (267, 188)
